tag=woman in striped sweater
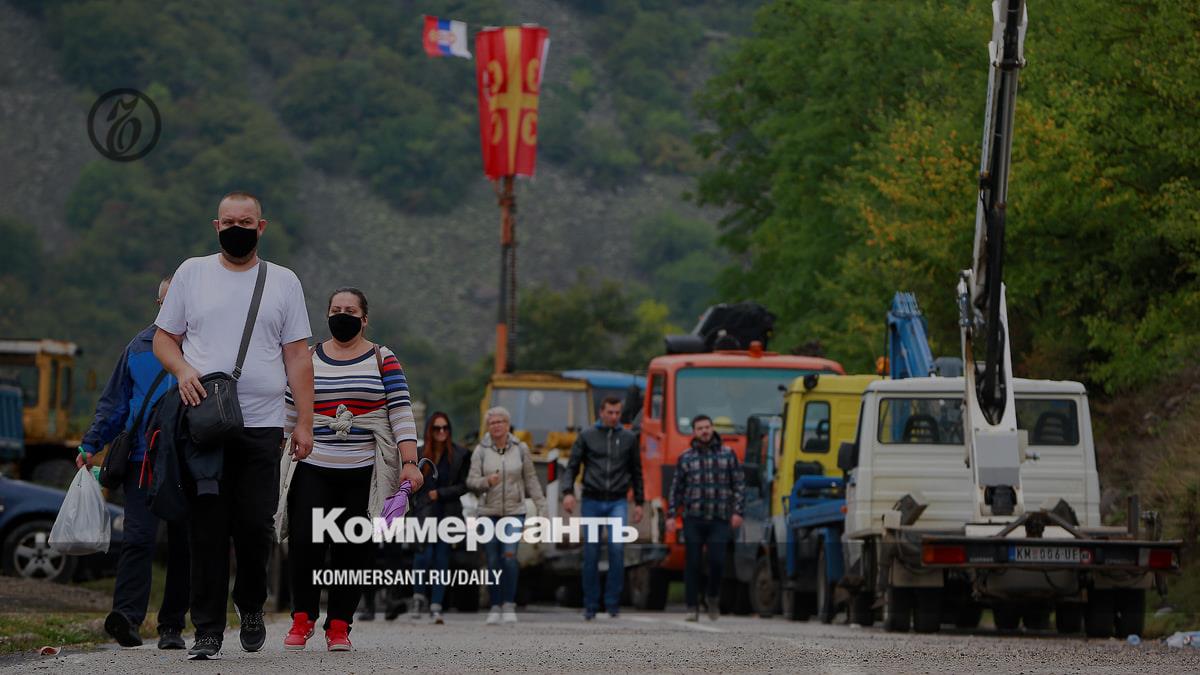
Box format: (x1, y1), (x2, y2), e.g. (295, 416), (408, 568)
(279, 287), (423, 652)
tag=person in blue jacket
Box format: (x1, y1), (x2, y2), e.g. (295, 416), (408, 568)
(77, 276), (190, 649)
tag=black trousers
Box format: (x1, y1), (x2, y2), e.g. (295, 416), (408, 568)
(288, 461), (373, 628)
(188, 427), (283, 638)
(683, 517), (731, 609)
(112, 460), (190, 631)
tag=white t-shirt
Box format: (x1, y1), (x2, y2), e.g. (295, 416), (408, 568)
(155, 254), (312, 428)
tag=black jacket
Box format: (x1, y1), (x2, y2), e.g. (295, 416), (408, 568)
(144, 385), (225, 521)
(409, 442), (470, 520)
(561, 423), (644, 505)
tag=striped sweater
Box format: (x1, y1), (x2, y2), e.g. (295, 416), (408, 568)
(284, 342), (418, 469)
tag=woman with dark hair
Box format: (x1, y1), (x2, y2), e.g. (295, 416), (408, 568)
(407, 412), (470, 624)
(275, 287), (424, 651)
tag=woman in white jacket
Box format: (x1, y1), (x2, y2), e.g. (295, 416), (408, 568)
(467, 406), (547, 624)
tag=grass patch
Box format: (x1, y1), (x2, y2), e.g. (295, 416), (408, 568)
(0, 613), (106, 654)
(1145, 568), (1200, 638)
(1091, 368), (1200, 633)
(667, 581), (684, 605)
(30, 563), (239, 643)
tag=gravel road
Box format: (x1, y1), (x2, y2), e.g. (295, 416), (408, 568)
(2, 606), (1197, 674)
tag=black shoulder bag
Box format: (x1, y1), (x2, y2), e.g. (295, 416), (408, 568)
(98, 367), (169, 490)
(185, 261), (268, 447)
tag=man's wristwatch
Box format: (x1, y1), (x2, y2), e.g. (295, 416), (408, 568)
(402, 459), (419, 468)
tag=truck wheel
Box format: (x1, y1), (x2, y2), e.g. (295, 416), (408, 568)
(720, 578), (752, 615)
(912, 589), (942, 634)
(556, 579), (584, 608)
(628, 566), (669, 610)
(815, 544), (834, 624)
(1054, 602), (1083, 634)
(1022, 602), (1051, 631)
(849, 591), (875, 627)
(1084, 589), (1115, 638)
(3, 520), (78, 583)
(883, 586), (913, 632)
(454, 581), (481, 613)
(1113, 589), (1145, 638)
(955, 601), (983, 629)
(781, 588), (807, 621)
(993, 602), (1021, 632)
(750, 556), (779, 618)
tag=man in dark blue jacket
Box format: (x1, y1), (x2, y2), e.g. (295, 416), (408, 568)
(78, 276), (189, 649)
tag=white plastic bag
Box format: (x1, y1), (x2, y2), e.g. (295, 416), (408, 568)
(48, 466), (111, 555)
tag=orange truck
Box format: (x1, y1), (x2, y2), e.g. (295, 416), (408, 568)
(626, 341), (844, 610)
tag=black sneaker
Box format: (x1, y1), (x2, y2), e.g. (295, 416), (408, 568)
(104, 611), (143, 648)
(158, 627), (185, 650)
(239, 609), (266, 652)
(188, 634), (222, 660)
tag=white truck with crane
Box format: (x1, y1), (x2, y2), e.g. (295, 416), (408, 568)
(834, 0), (1181, 637)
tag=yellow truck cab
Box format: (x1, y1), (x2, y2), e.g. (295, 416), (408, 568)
(771, 374), (881, 518)
(736, 373), (878, 617)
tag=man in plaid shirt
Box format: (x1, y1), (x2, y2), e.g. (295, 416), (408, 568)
(668, 415), (745, 621)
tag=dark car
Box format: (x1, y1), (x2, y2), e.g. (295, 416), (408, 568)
(0, 470), (124, 583)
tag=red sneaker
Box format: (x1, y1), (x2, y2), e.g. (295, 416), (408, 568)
(325, 619), (351, 652)
(283, 612), (316, 651)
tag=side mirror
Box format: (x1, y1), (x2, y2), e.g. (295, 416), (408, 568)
(621, 383), (643, 424)
(742, 463), (761, 489)
(837, 441), (858, 473)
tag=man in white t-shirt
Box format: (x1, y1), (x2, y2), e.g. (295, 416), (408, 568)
(153, 191), (314, 660)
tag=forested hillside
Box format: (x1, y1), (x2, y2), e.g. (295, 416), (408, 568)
(0, 0), (749, 420)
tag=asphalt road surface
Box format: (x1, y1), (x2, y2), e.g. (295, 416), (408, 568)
(3, 606), (1198, 674)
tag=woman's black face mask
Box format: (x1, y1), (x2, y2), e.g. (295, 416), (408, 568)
(328, 313), (363, 342)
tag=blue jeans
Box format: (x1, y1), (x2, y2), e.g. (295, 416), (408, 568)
(581, 499), (628, 614)
(413, 540), (451, 607)
(482, 515), (524, 607)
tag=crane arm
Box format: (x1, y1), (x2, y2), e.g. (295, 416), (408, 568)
(958, 0), (1027, 521)
(887, 292), (937, 380)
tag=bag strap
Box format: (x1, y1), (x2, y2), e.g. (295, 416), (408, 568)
(374, 345), (384, 376)
(233, 261), (269, 380)
(130, 368), (169, 434)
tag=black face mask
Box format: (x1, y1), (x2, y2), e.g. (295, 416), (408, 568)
(219, 225), (259, 259)
(328, 313), (363, 342)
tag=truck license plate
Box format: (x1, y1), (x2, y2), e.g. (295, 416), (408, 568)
(1009, 545), (1083, 564)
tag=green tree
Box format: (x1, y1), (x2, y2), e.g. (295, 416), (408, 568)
(516, 274), (680, 372)
(632, 211), (723, 324)
(695, 0), (1200, 389)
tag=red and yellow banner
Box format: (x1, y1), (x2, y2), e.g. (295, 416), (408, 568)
(475, 25), (549, 179)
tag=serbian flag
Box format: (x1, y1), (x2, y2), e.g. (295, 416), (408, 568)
(475, 25), (550, 178)
(423, 15), (472, 59)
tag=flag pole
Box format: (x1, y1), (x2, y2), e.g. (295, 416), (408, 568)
(495, 174), (516, 374)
